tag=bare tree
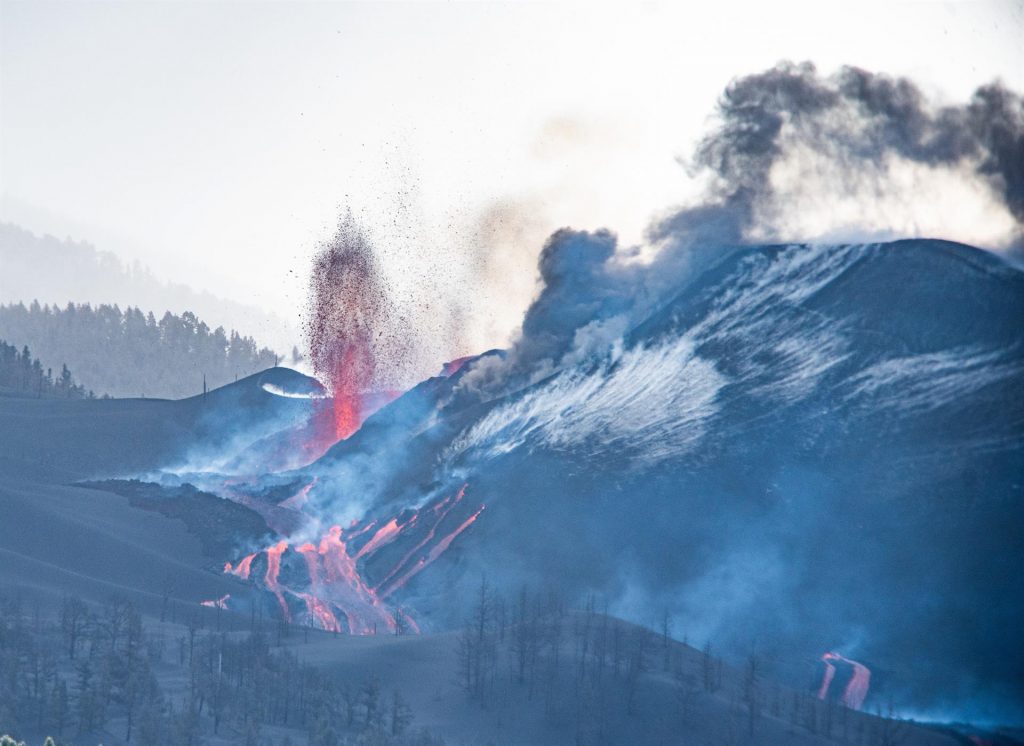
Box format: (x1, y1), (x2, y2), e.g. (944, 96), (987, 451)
(743, 654), (761, 736)
(389, 690), (413, 736)
(60, 596), (89, 660)
(660, 609), (672, 671)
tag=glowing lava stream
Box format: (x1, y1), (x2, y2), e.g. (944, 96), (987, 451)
(378, 504), (485, 600)
(817, 651), (872, 710)
(223, 553), (255, 580)
(816, 656), (837, 700)
(265, 540), (291, 621)
(222, 484), (479, 634)
(279, 478), (318, 510)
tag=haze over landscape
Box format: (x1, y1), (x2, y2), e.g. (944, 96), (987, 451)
(1, 2), (1022, 745)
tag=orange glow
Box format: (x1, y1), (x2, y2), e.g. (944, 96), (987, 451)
(375, 485), (467, 593)
(223, 484), (482, 635)
(223, 553), (256, 580)
(441, 356), (473, 377)
(200, 594), (230, 610)
(380, 503), (484, 599)
(265, 540), (291, 621)
(279, 479), (317, 510)
(817, 651), (872, 710)
(816, 656), (836, 700)
(355, 517), (404, 559)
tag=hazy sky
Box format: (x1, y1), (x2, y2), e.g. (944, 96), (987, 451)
(2, 0), (1022, 356)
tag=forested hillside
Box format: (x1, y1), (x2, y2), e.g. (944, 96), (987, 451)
(0, 593), (442, 746)
(0, 341), (92, 399)
(0, 223), (295, 354)
(0, 302), (280, 399)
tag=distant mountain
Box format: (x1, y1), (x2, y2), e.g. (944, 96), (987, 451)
(0, 222), (295, 353)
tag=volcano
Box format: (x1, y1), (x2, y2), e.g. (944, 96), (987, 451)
(276, 239), (1023, 721)
(1, 239), (1021, 739)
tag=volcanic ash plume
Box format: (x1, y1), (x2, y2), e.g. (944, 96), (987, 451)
(305, 216), (394, 443)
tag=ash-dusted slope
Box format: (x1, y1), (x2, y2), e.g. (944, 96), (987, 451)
(0, 367), (321, 613)
(300, 240), (1023, 722)
(0, 366), (323, 482)
(292, 612), (963, 746)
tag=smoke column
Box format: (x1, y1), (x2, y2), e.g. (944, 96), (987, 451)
(651, 62), (1024, 253)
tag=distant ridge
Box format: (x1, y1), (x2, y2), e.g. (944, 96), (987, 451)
(0, 301), (280, 399)
(0, 222), (295, 352)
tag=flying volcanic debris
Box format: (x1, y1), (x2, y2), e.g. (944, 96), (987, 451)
(305, 214), (396, 443)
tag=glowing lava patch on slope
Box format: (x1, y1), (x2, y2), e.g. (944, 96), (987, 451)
(817, 651), (872, 710)
(222, 484), (481, 634)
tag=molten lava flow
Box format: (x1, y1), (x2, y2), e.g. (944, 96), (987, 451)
(223, 553), (255, 580)
(316, 525), (396, 634)
(841, 659), (871, 710)
(817, 656), (837, 699)
(279, 479), (317, 510)
(294, 541), (343, 632)
(200, 594), (230, 610)
(817, 652), (872, 710)
(355, 516), (410, 560)
(441, 356), (473, 377)
(220, 484), (482, 635)
(374, 485), (466, 593)
(379, 504), (484, 599)
(265, 540), (291, 621)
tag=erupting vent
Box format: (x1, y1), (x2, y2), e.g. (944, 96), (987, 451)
(305, 217), (394, 448)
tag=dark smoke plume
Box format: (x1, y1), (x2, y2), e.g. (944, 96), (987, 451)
(652, 61), (1024, 249)
(462, 63), (1024, 399)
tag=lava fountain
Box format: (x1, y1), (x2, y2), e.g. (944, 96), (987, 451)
(305, 216), (393, 446)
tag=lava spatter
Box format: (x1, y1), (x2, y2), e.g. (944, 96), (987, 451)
(305, 216), (394, 447)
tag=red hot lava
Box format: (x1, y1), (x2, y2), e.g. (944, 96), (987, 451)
(265, 540), (291, 621)
(224, 553), (255, 580)
(440, 356), (474, 377)
(817, 651), (872, 710)
(223, 484), (480, 635)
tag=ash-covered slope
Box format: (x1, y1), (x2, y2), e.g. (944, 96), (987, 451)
(0, 367), (321, 613)
(303, 239), (1023, 722)
(0, 366), (323, 482)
